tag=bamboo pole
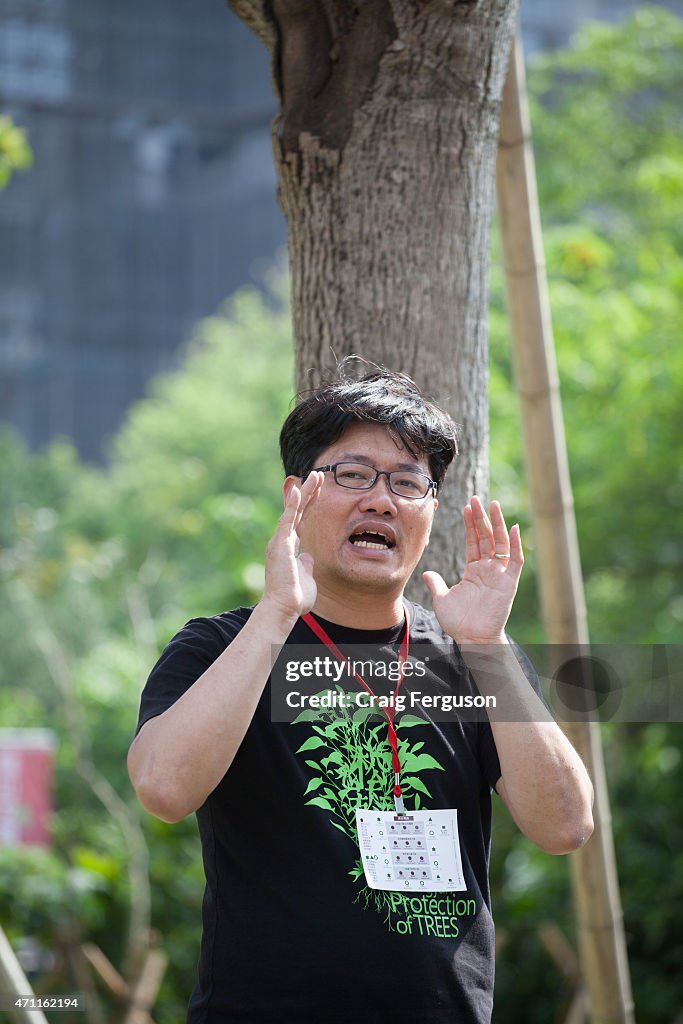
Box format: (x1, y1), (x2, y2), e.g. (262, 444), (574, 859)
(122, 948), (167, 1024)
(495, 33), (635, 1024)
(0, 925), (49, 1024)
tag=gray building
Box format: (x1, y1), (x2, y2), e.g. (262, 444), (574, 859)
(1, 0), (681, 461)
(1, 0), (280, 460)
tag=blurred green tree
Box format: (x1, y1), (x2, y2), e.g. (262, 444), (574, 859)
(490, 5), (683, 647)
(0, 114), (32, 189)
(487, 7), (683, 1021)
(0, 7), (681, 1023)
(0, 279), (293, 1022)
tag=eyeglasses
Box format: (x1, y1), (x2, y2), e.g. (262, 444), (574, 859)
(311, 462), (437, 499)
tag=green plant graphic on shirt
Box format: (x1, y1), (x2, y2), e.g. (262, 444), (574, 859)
(291, 692), (445, 929)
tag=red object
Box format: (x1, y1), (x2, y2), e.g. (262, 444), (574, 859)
(0, 729), (56, 847)
(302, 608), (410, 801)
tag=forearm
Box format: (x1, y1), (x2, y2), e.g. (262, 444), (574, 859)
(127, 599), (297, 822)
(460, 640), (594, 853)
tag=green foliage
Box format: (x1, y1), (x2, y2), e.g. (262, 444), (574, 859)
(1, 7), (682, 1022)
(103, 283), (293, 624)
(608, 724), (683, 1020)
(0, 278), (293, 1020)
(490, 5), (683, 646)
(486, 8), (683, 1022)
(0, 114), (32, 189)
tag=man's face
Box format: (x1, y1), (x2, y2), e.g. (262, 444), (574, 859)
(285, 422), (438, 599)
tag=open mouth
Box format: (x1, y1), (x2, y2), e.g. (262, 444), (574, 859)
(349, 530), (395, 551)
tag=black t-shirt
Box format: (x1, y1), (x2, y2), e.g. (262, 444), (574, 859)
(136, 602), (519, 1024)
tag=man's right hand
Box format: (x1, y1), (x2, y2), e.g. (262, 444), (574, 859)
(128, 469), (325, 823)
(261, 470), (324, 623)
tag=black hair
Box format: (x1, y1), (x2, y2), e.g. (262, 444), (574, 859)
(279, 362), (459, 489)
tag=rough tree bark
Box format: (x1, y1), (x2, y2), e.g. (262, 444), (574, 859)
(228, 0), (520, 585)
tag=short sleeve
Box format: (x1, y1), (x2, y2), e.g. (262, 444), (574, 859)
(509, 637), (545, 699)
(478, 723), (502, 791)
(134, 608), (252, 735)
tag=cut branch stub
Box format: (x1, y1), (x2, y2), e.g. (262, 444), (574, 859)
(270, 0), (397, 153)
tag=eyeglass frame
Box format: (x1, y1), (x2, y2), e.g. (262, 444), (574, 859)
(308, 461), (438, 500)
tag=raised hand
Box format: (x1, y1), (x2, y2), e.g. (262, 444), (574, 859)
(423, 495), (524, 644)
(261, 471), (324, 622)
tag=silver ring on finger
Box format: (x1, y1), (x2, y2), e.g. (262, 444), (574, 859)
(494, 552), (510, 560)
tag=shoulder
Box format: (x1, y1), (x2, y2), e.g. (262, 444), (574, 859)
(404, 600), (453, 646)
(182, 606), (254, 643)
(134, 606), (256, 735)
(154, 606), (255, 665)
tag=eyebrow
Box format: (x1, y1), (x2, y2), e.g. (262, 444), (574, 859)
(334, 453), (427, 473)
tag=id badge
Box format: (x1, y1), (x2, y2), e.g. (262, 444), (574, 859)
(355, 808), (466, 892)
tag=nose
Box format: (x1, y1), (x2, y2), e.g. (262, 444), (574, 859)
(358, 472), (398, 514)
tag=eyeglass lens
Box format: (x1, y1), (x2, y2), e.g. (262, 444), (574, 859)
(333, 462), (430, 498)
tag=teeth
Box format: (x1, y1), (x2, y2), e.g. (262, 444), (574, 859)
(353, 541), (388, 550)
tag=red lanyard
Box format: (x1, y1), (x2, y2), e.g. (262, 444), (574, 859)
(302, 607), (411, 814)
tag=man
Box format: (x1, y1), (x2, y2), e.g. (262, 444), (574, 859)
(128, 369), (593, 1024)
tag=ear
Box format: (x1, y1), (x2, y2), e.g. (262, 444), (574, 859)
(282, 475), (301, 506)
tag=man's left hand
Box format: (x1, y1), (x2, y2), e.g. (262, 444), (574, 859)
(423, 496), (523, 645)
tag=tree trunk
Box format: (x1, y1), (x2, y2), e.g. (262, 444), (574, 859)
(228, 0), (519, 583)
